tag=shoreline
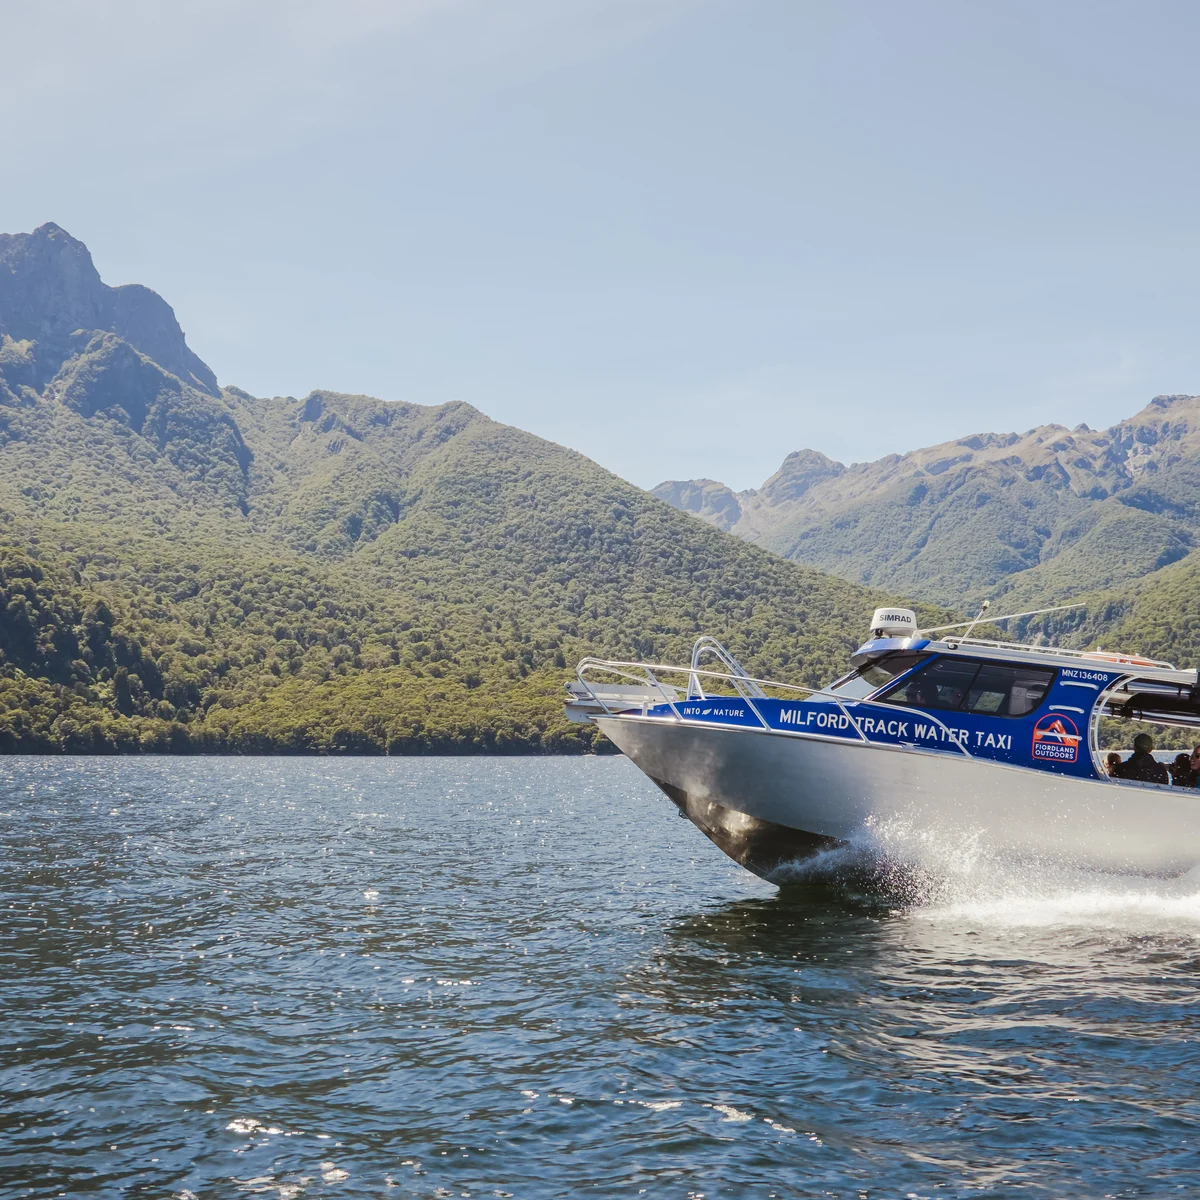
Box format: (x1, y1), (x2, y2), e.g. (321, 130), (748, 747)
(0, 743), (623, 758)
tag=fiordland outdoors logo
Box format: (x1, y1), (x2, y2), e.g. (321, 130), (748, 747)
(1031, 712), (1081, 763)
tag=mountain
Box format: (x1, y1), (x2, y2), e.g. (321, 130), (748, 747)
(0, 222), (219, 396)
(0, 223), (929, 754)
(654, 401), (1200, 609)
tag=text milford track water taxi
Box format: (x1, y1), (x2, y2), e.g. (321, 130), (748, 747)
(565, 607), (1200, 880)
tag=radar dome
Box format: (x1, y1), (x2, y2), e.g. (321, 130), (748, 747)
(868, 607), (918, 639)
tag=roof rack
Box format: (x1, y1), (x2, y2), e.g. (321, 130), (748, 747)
(939, 634), (1177, 671)
(919, 599), (1178, 673)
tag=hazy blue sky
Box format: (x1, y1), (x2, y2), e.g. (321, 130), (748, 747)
(5, 0), (1200, 489)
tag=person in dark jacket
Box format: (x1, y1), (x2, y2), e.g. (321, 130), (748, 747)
(1169, 753), (1195, 787)
(1119, 734), (1169, 784)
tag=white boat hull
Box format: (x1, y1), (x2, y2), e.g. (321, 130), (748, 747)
(598, 715), (1200, 878)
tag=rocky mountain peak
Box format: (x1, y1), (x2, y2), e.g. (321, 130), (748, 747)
(758, 448), (845, 507)
(0, 222), (218, 396)
(0, 223), (108, 344)
(650, 478), (742, 532)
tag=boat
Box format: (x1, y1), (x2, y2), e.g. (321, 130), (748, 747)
(565, 610), (1200, 879)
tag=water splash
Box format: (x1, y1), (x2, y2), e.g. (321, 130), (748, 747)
(771, 814), (1200, 933)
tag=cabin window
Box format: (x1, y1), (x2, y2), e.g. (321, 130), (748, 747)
(965, 664), (1056, 717)
(877, 658), (1056, 717)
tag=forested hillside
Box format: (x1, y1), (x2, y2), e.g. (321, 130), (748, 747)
(0, 223), (927, 754)
(656, 399), (1200, 610)
(1029, 546), (1200, 673)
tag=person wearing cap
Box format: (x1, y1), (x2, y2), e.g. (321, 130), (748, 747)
(1119, 733), (1169, 784)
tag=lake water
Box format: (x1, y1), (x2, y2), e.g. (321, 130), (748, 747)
(4, 757), (1200, 1198)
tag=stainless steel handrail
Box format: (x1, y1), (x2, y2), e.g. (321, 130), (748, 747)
(689, 635), (767, 700)
(1089, 675), (1125, 785)
(572, 661), (685, 722)
(947, 635), (1176, 670)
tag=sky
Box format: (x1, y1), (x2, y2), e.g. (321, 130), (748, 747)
(4, 0), (1200, 490)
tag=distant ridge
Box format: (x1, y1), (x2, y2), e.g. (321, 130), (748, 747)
(654, 397), (1200, 609)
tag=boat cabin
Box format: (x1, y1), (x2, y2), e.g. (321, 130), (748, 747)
(835, 612), (1200, 786)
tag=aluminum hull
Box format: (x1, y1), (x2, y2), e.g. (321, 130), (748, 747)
(597, 715), (1200, 878)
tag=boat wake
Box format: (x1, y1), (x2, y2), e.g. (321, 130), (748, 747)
(769, 813), (1200, 933)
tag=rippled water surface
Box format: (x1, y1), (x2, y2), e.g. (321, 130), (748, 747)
(5, 757), (1200, 1198)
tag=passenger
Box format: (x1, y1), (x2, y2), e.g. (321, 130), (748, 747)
(901, 680), (945, 708)
(1104, 752), (1122, 777)
(1170, 753), (1195, 787)
(1190, 745), (1200, 786)
(1118, 734), (1170, 785)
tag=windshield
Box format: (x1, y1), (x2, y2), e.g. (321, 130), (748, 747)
(825, 651), (930, 699)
